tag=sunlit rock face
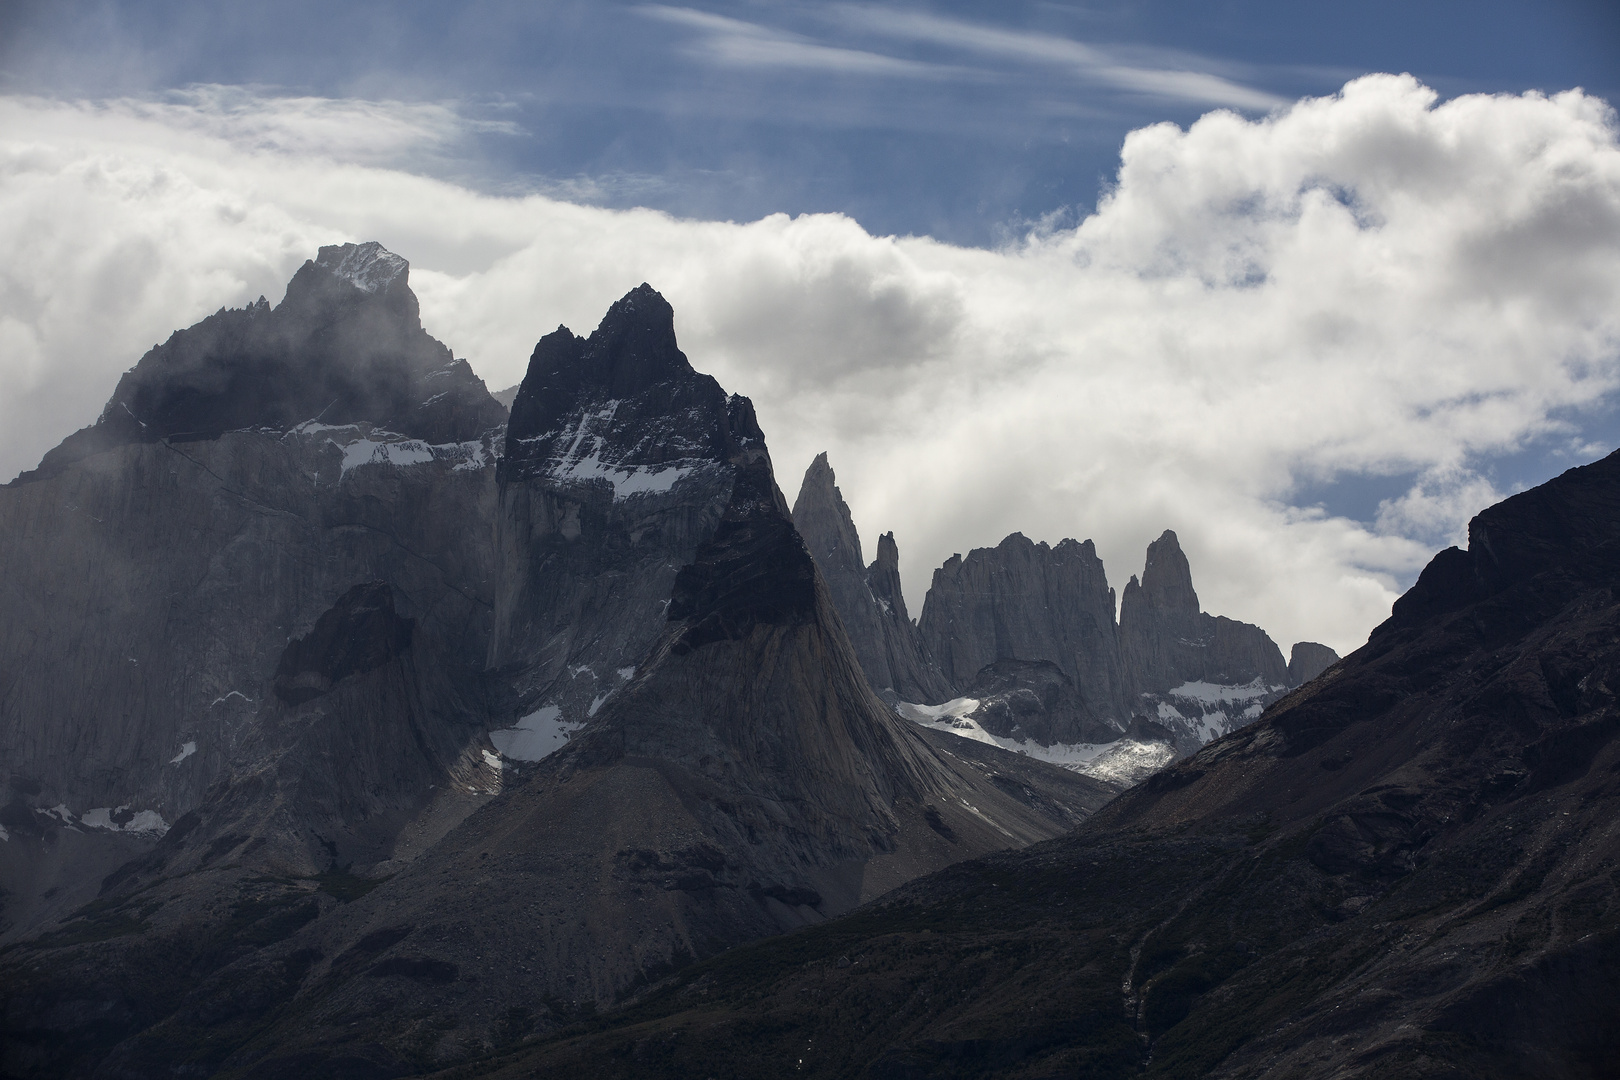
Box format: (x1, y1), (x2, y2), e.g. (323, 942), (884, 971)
(907, 527), (1308, 767)
(919, 532), (1130, 740)
(1118, 529), (1289, 698)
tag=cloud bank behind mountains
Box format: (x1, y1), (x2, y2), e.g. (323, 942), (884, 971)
(2, 75), (1618, 654)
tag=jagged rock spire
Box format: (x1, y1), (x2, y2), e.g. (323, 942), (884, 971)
(1119, 529), (1288, 697)
(791, 453), (952, 703)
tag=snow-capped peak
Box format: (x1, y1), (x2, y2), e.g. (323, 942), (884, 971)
(316, 241), (408, 294)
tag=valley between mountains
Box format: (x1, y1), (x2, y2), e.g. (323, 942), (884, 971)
(1, 243), (1614, 1079)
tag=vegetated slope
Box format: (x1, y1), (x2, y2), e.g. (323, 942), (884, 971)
(468, 450), (1620, 1079)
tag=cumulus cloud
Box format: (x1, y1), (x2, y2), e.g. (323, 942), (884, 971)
(2, 76), (1619, 655)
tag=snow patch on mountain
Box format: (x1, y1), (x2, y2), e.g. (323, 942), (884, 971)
(286, 422), (495, 477)
(1143, 677), (1286, 749)
(79, 806), (170, 835)
(339, 438), (436, 475)
(169, 741), (196, 765)
(520, 398), (709, 500)
(897, 699), (1166, 786)
(551, 452), (697, 500)
(489, 705), (584, 762)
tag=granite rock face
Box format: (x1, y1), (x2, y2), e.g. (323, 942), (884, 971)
(954, 659), (1114, 745)
(791, 454), (952, 703)
(868, 530), (951, 702)
(913, 529), (1298, 756)
(1287, 640), (1340, 686)
(490, 283), (764, 725)
(1118, 529), (1290, 695)
(919, 533), (1129, 743)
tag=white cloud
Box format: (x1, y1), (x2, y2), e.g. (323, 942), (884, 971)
(3, 75), (1619, 656)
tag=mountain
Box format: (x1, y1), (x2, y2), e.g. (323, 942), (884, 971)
(1118, 529), (1290, 695)
(1288, 640), (1340, 685)
(1118, 530), (1300, 754)
(919, 533), (1130, 742)
(791, 453), (952, 704)
(479, 449), (1620, 1079)
(17, 242), (504, 486)
(912, 529), (1322, 760)
(0, 242), (508, 940)
(490, 283), (771, 727)
(0, 253), (1115, 1078)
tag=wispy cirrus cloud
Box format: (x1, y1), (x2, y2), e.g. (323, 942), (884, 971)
(638, 3), (1286, 111)
(638, 6), (957, 79)
(829, 5), (1288, 110)
(88, 84), (522, 163)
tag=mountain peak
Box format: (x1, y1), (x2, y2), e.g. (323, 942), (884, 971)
(315, 241), (408, 295)
(13, 242), (502, 484)
(791, 451), (864, 572)
(1139, 528), (1199, 616)
(589, 283), (688, 389)
(502, 286), (756, 488)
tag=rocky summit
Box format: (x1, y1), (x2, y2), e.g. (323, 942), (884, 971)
(0, 246), (1113, 1078)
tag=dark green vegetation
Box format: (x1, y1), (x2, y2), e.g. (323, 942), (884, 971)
(437, 453), (1620, 1079)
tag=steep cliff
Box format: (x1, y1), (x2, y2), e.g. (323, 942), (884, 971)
(908, 529), (1301, 760)
(490, 284), (757, 726)
(1287, 640), (1340, 685)
(918, 533), (1128, 743)
(1118, 529), (1289, 695)
(790, 454), (951, 703)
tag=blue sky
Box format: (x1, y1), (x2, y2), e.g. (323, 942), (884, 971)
(4, 1), (1616, 244)
(2, 2), (1619, 649)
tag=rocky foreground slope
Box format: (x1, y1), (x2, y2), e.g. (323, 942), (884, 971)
(479, 449), (1620, 1079)
(0, 245), (1115, 1078)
